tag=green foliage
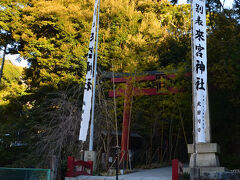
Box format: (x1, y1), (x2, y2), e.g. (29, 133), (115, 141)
(0, 60), (22, 82)
(207, 9), (240, 169)
(0, 59), (25, 106)
(0, 0), (239, 171)
(98, 0), (191, 72)
(0, 58), (29, 167)
(14, 0), (91, 88)
(0, 0), (25, 52)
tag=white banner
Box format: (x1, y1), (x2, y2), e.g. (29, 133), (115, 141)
(79, 0), (99, 141)
(192, 0), (207, 143)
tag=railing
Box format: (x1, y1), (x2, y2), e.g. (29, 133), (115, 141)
(66, 156), (93, 177)
(0, 167), (51, 180)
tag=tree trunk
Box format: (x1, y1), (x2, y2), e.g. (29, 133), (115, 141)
(0, 44), (7, 84)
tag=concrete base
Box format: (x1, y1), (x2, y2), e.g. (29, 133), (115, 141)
(84, 151), (97, 171)
(184, 167), (227, 174)
(189, 167), (200, 179)
(186, 143), (227, 179)
(184, 167), (228, 179)
(187, 143), (220, 167)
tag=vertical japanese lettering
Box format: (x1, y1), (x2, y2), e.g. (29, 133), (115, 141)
(196, 3), (203, 14)
(195, 44), (204, 58)
(195, 29), (205, 41)
(195, 16), (203, 26)
(90, 33), (94, 41)
(196, 60), (205, 74)
(87, 62), (93, 73)
(196, 77), (205, 91)
(85, 78), (92, 91)
(192, 0), (207, 143)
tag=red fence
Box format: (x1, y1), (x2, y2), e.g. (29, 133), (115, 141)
(66, 156), (93, 177)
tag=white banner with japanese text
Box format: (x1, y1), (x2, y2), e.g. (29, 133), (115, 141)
(79, 0), (99, 141)
(192, 0), (207, 143)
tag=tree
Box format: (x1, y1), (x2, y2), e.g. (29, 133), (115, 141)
(0, 59), (27, 167)
(5, 0), (193, 168)
(207, 9), (240, 168)
(0, 0), (27, 83)
(98, 0), (191, 72)
(14, 0), (93, 89)
(1, 0), (239, 173)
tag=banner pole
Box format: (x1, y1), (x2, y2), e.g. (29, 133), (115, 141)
(79, 0), (99, 141)
(89, 0), (100, 151)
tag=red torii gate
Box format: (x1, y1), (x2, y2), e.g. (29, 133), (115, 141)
(107, 72), (184, 167)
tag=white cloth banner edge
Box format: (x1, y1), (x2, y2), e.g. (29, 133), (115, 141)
(79, 0), (99, 141)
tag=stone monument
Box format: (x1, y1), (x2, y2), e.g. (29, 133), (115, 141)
(189, 0), (226, 176)
(187, 91), (226, 176)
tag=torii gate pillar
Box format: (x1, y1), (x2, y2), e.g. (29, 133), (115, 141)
(120, 80), (133, 168)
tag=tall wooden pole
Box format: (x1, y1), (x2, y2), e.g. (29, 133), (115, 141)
(0, 44), (7, 84)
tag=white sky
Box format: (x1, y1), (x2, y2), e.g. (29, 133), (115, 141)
(178, 0), (234, 9)
(0, 51), (28, 68)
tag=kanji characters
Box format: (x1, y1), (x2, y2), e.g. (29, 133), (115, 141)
(195, 44), (204, 58)
(89, 46), (93, 53)
(195, 29), (205, 41)
(196, 60), (205, 74)
(85, 78), (92, 91)
(197, 110), (201, 115)
(197, 101), (201, 106)
(87, 62), (93, 73)
(193, 1), (207, 142)
(195, 16), (203, 26)
(196, 3), (203, 14)
(88, 53), (93, 59)
(196, 77), (205, 91)
(90, 33), (94, 41)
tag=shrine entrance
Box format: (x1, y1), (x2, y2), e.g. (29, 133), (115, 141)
(104, 71), (189, 169)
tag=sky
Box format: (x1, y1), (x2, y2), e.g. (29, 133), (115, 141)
(178, 0), (234, 9)
(0, 51), (28, 68)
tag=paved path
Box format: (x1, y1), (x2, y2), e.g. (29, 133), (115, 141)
(66, 166), (172, 180)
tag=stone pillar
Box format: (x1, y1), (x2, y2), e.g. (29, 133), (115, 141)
(187, 90), (226, 176)
(188, 143), (220, 167)
(205, 89), (211, 143)
(84, 151), (97, 171)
